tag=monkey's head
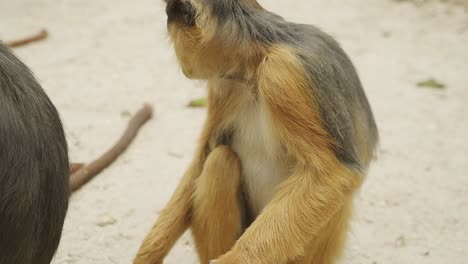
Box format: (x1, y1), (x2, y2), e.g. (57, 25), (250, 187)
(163, 0), (265, 80)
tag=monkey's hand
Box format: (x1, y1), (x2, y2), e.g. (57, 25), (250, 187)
(133, 253), (163, 264)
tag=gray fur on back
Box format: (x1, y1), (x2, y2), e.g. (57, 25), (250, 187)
(0, 42), (69, 264)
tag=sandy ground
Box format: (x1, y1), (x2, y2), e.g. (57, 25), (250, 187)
(1, 0), (467, 263)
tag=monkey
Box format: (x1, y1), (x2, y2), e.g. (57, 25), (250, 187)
(0, 42), (69, 264)
(134, 0), (378, 263)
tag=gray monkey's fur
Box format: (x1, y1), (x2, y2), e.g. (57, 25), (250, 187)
(0, 42), (69, 264)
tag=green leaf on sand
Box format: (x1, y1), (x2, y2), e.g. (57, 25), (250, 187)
(417, 78), (446, 89)
(188, 98), (207, 107)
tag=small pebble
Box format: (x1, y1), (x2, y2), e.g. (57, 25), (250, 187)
(96, 216), (117, 227)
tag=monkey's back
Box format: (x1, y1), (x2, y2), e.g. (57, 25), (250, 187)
(0, 43), (69, 264)
(284, 23), (378, 169)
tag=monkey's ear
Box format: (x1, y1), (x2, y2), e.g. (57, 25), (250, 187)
(166, 0), (196, 27)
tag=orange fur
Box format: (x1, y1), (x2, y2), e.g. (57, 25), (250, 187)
(192, 146), (243, 264)
(297, 195), (354, 264)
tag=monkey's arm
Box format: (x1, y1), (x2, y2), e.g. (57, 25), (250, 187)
(134, 140), (210, 263)
(215, 46), (359, 264)
(133, 161), (200, 264)
(134, 88), (224, 264)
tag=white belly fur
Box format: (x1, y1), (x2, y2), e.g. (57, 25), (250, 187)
(231, 103), (288, 216)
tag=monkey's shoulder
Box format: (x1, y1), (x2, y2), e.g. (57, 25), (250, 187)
(259, 23), (378, 169)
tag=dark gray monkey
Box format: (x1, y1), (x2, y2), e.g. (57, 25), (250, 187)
(0, 42), (69, 264)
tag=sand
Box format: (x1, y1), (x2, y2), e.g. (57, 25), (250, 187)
(0, 0), (467, 263)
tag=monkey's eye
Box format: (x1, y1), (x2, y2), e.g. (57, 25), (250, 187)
(166, 0), (196, 27)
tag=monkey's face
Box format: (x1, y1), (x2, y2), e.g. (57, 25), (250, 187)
(163, 0), (239, 79)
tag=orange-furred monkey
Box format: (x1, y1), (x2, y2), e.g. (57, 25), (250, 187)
(135, 0), (378, 263)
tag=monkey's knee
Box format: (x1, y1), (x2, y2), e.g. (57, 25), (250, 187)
(192, 145), (242, 222)
(299, 196), (354, 264)
(194, 145), (241, 200)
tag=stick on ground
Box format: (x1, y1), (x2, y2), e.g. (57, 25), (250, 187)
(69, 104), (153, 193)
(6, 29), (49, 48)
(69, 163), (85, 175)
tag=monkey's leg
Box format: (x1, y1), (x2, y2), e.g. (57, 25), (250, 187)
(294, 195), (354, 264)
(192, 146), (243, 264)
